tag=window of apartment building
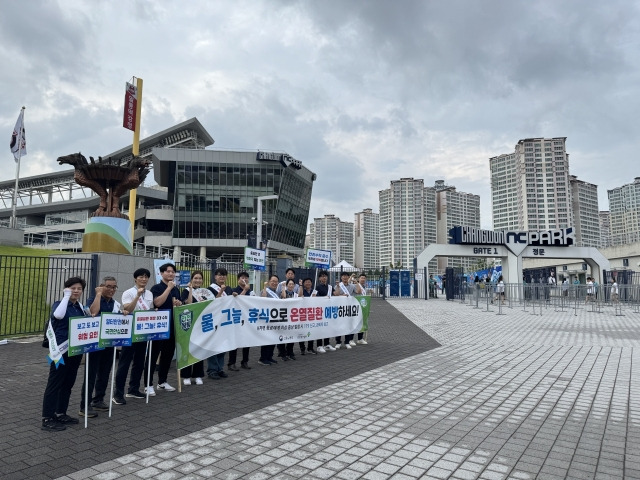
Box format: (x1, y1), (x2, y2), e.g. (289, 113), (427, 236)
(623, 259), (629, 267)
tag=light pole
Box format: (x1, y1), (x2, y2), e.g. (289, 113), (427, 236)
(254, 195), (278, 291)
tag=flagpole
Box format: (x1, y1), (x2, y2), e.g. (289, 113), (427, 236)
(129, 78), (143, 242)
(11, 106), (25, 229)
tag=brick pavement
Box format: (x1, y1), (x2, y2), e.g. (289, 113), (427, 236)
(0, 299), (438, 480)
(2, 297), (640, 479)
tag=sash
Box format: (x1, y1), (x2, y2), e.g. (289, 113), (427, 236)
(136, 294), (151, 311)
(265, 288), (280, 299)
(339, 282), (350, 296)
(210, 284), (227, 296)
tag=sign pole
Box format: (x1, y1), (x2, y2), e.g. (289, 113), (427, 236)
(84, 354), (89, 429)
(129, 77), (143, 242)
(10, 106), (26, 229)
(109, 349), (117, 417)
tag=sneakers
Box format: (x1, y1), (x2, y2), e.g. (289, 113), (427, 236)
(241, 362), (251, 370)
(112, 395), (127, 405)
(218, 371), (228, 378)
(349, 340), (357, 347)
(195, 377), (204, 385)
(125, 390), (145, 399)
(325, 345), (336, 352)
(307, 348), (317, 355)
(317, 346), (326, 354)
(300, 350), (306, 356)
(345, 343), (352, 350)
(91, 401), (109, 412)
(335, 344), (342, 350)
(288, 355), (296, 361)
(258, 359), (271, 366)
(56, 414), (79, 424)
(144, 386), (156, 396)
(183, 378), (192, 386)
(268, 358), (278, 364)
(357, 339), (368, 345)
(228, 364), (240, 372)
(79, 406), (98, 418)
(157, 382), (176, 391)
(208, 372), (221, 379)
(42, 417), (66, 431)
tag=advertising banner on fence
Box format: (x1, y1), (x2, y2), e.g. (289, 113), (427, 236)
(132, 310), (171, 342)
(68, 316), (103, 356)
(99, 313), (134, 348)
(174, 295), (363, 369)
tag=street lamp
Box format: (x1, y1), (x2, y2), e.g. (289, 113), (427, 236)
(254, 195), (278, 290)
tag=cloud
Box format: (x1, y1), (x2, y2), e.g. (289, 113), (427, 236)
(1, 0), (640, 235)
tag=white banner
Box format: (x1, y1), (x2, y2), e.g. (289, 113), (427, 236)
(174, 295), (363, 367)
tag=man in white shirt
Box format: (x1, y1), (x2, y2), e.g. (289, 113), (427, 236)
(113, 268), (155, 404)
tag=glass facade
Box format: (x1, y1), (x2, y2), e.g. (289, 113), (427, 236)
(158, 148), (314, 255)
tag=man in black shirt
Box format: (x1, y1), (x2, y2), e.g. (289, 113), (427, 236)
(315, 270), (335, 353)
(146, 263), (182, 394)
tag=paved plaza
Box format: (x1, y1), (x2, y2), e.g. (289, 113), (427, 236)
(1, 297), (639, 479)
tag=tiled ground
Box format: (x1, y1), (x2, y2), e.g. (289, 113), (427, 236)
(3, 297), (639, 479)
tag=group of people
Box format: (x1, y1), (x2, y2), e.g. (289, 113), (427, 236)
(41, 265), (369, 432)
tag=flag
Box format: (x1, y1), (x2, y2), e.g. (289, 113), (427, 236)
(9, 109), (26, 162)
(123, 82), (137, 131)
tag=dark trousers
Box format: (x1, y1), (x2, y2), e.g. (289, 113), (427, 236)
(144, 332), (175, 386)
(318, 338), (330, 347)
(277, 343), (294, 357)
(115, 341), (147, 397)
(80, 348), (114, 407)
(228, 348), (249, 365)
(357, 332), (364, 340)
(260, 344), (276, 362)
(299, 341), (314, 352)
(181, 360), (205, 378)
(42, 352), (82, 418)
(335, 334), (354, 345)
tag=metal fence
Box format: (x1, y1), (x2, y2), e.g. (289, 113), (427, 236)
(0, 255), (97, 338)
(461, 282), (640, 316)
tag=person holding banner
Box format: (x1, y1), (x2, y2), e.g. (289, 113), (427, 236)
(299, 277), (317, 355)
(258, 275), (281, 365)
(114, 268), (153, 404)
(79, 277), (122, 417)
(147, 263), (182, 393)
(206, 267), (234, 380)
(315, 270), (335, 354)
(355, 274), (369, 345)
(276, 268), (300, 296)
(333, 271), (358, 349)
(228, 271), (253, 371)
(41, 277), (87, 431)
(180, 271), (208, 385)
(277, 279), (298, 361)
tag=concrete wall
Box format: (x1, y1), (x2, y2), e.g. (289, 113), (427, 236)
(0, 228), (24, 247)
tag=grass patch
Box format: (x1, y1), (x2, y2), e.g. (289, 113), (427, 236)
(0, 247), (75, 338)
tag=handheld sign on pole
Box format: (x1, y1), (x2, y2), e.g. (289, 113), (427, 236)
(99, 313), (133, 416)
(305, 248), (332, 269)
(68, 316), (103, 429)
(133, 310), (170, 402)
(244, 247), (266, 297)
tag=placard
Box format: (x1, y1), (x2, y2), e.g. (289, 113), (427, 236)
(244, 247), (266, 271)
(99, 313), (133, 348)
(132, 310), (171, 342)
(68, 316), (103, 356)
(305, 248), (332, 268)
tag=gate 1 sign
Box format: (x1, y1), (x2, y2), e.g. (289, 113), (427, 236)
(68, 316), (103, 356)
